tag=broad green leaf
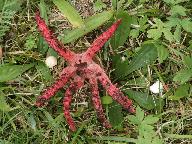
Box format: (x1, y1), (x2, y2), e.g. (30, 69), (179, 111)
(170, 5), (186, 16)
(139, 124), (154, 134)
(147, 18), (175, 42)
(174, 25), (181, 43)
(110, 10), (132, 49)
(38, 0), (50, 55)
(166, 17), (180, 28)
(62, 10), (113, 44)
(162, 28), (174, 42)
(112, 0), (117, 10)
(3, 0), (22, 11)
(101, 95), (113, 105)
(128, 115), (140, 125)
(0, 0), (4, 10)
(143, 115), (159, 125)
(181, 19), (192, 33)
(27, 113), (36, 130)
(109, 102), (123, 127)
(0, 91), (11, 111)
(0, 64), (34, 82)
(44, 111), (56, 127)
(147, 29), (162, 40)
(173, 69), (192, 84)
(169, 84), (191, 100)
(136, 106), (144, 122)
(93, 0), (106, 12)
(156, 44), (169, 63)
(183, 55), (192, 69)
(112, 54), (129, 79)
(118, 43), (158, 78)
(53, 0), (83, 27)
(125, 90), (163, 110)
(36, 62), (53, 81)
(130, 29), (139, 38)
(39, 0), (48, 23)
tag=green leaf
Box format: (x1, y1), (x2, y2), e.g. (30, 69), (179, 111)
(169, 84), (191, 100)
(27, 113), (36, 130)
(3, 0), (22, 11)
(156, 44), (169, 63)
(128, 115), (140, 125)
(166, 17), (180, 28)
(0, 64), (34, 82)
(162, 28), (174, 42)
(183, 55), (192, 69)
(119, 43), (158, 78)
(38, 0), (50, 55)
(0, 90), (11, 111)
(110, 10), (132, 49)
(170, 5), (186, 16)
(147, 29), (162, 40)
(90, 136), (137, 143)
(44, 111), (56, 127)
(39, 0), (48, 23)
(112, 54), (129, 79)
(93, 0), (106, 12)
(136, 106), (144, 122)
(143, 115), (159, 125)
(53, 0), (83, 27)
(62, 10), (113, 44)
(125, 90), (163, 110)
(112, 0), (117, 10)
(130, 29), (139, 38)
(109, 102), (123, 127)
(36, 62), (53, 81)
(174, 25), (181, 43)
(101, 95), (113, 105)
(173, 69), (192, 84)
(181, 19), (192, 33)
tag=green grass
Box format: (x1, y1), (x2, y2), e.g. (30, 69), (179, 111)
(0, 0), (192, 143)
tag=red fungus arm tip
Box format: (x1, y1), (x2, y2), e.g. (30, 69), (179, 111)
(63, 78), (84, 131)
(98, 73), (135, 113)
(89, 78), (111, 128)
(85, 19), (122, 59)
(35, 11), (75, 62)
(35, 67), (75, 107)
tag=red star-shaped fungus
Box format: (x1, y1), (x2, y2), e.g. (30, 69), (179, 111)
(35, 11), (135, 131)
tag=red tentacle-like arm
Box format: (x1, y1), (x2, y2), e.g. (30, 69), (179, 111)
(89, 78), (111, 128)
(63, 77), (84, 131)
(35, 12), (75, 62)
(85, 19), (121, 59)
(36, 67), (76, 107)
(98, 72), (135, 113)
(35, 11), (135, 131)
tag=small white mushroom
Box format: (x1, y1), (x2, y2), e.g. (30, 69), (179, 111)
(149, 80), (164, 94)
(45, 56), (57, 68)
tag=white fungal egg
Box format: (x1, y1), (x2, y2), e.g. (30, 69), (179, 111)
(149, 80), (163, 94)
(121, 56), (126, 61)
(45, 56), (57, 68)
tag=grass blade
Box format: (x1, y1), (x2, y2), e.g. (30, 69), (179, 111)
(62, 10), (113, 44)
(53, 0), (83, 27)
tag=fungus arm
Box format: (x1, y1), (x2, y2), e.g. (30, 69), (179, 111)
(35, 67), (75, 107)
(35, 12), (75, 62)
(63, 78), (84, 131)
(89, 78), (111, 128)
(98, 72), (135, 113)
(85, 19), (121, 59)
